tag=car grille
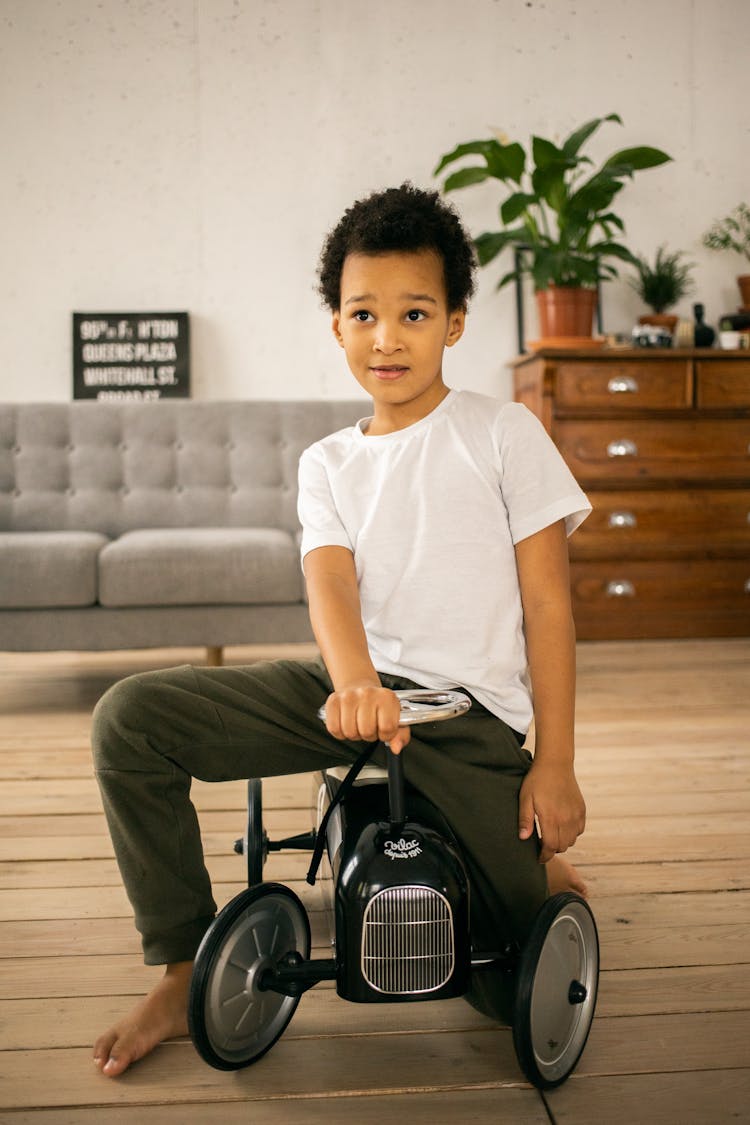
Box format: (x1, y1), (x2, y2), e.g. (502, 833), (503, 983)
(361, 885), (455, 994)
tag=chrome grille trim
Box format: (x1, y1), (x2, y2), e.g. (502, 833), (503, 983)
(361, 885), (455, 994)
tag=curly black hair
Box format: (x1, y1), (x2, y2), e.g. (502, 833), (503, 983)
(317, 182), (476, 312)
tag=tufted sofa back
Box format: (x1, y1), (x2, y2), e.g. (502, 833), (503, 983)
(0, 401), (364, 537)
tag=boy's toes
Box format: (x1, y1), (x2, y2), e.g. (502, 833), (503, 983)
(93, 1028), (144, 1078)
(102, 1048), (134, 1077)
(93, 1032), (116, 1071)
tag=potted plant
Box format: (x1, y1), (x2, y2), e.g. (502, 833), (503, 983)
(434, 114), (671, 344)
(629, 245), (695, 332)
(702, 203), (750, 310)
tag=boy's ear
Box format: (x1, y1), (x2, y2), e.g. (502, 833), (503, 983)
(445, 307), (466, 348)
(331, 312), (344, 348)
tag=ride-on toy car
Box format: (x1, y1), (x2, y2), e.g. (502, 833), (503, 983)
(188, 690), (599, 1089)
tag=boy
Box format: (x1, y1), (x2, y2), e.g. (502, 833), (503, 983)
(92, 182), (589, 1078)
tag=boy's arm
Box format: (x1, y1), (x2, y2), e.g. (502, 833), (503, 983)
(303, 545), (410, 753)
(514, 519), (586, 863)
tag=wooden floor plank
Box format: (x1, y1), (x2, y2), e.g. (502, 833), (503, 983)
(2, 1010), (748, 1110)
(580, 859), (750, 895)
(6, 776), (749, 818)
(546, 1069), (750, 1125)
(597, 963), (750, 1017)
(0, 1088), (550, 1125)
(0, 1029), (527, 1109)
(0, 987), (497, 1052)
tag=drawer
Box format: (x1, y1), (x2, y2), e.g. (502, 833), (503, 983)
(570, 559), (750, 640)
(555, 419), (750, 484)
(696, 360), (750, 408)
(570, 489), (750, 559)
(554, 360), (691, 411)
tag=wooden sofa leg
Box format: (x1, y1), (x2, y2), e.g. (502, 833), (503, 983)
(205, 646), (223, 667)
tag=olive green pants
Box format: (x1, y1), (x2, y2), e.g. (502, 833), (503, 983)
(92, 658), (547, 1021)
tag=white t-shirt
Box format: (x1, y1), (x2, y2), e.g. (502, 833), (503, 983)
(297, 389), (590, 733)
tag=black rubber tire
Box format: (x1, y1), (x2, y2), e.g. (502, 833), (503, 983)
(188, 883), (311, 1070)
(512, 891), (599, 1089)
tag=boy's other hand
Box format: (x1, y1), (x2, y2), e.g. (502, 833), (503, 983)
(324, 682), (411, 754)
(518, 761), (586, 864)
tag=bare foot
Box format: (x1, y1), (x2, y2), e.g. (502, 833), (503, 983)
(93, 961), (193, 1077)
(546, 854), (589, 899)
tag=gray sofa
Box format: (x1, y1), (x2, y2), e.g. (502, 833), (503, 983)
(0, 400), (363, 661)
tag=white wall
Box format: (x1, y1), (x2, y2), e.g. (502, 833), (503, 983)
(1, 0), (748, 404)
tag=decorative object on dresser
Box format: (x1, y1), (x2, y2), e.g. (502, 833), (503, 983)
(512, 348), (750, 640)
(701, 202), (750, 311)
(629, 245), (695, 336)
(434, 114), (671, 349)
(692, 303), (715, 349)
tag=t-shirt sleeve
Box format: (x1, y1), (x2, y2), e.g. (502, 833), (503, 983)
(297, 444), (353, 562)
(495, 402), (591, 544)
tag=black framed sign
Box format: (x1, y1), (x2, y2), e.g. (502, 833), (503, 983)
(72, 312), (190, 400)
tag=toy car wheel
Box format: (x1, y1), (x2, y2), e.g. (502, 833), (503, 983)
(513, 891), (599, 1089)
(189, 882), (311, 1070)
(244, 778), (266, 885)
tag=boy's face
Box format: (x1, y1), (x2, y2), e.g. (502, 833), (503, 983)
(332, 249), (465, 426)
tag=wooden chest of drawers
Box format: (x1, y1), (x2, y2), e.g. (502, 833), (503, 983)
(512, 348), (750, 639)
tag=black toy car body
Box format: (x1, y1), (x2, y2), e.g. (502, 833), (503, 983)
(189, 690), (598, 1088)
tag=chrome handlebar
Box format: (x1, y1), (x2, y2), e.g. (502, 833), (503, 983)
(317, 688), (471, 727)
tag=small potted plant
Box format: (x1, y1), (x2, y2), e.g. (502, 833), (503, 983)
(702, 203), (750, 310)
(630, 245), (695, 333)
(434, 114), (671, 344)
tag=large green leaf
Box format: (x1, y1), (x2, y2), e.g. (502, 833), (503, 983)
(434, 138), (525, 185)
(602, 146), (672, 173)
(443, 166), (490, 192)
(587, 240), (638, 264)
(501, 191), (537, 223)
(532, 136), (567, 168)
(567, 174), (624, 218)
(531, 163), (570, 212)
(596, 211), (625, 232)
(561, 113), (622, 157)
(433, 139), (499, 176)
(474, 227), (528, 265)
(495, 268), (521, 290)
(559, 254), (601, 286)
(485, 142), (526, 184)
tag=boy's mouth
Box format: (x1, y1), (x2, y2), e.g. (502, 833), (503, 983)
(370, 365), (409, 381)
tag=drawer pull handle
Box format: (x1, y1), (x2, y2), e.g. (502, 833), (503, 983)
(608, 375), (639, 394)
(606, 580), (636, 598)
(608, 511), (637, 529)
(745, 579), (750, 594)
(607, 439), (639, 458)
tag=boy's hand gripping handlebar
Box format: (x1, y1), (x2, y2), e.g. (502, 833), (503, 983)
(308, 690), (471, 883)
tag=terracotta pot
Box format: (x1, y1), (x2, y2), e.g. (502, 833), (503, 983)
(638, 313), (679, 333)
(737, 275), (750, 310)
(535, 286), (597, 340)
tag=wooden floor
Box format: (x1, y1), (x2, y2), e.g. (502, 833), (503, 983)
(1, 638), (748, 1123)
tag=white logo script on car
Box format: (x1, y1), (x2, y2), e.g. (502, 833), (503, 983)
(384, 838), (422, 860)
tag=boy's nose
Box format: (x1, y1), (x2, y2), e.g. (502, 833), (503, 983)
(374, 324), (402, 353)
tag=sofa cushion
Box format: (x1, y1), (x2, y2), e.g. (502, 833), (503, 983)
(0, 531), (108, 608)
(98, 528), (303, 608)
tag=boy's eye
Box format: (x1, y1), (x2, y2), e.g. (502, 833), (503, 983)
(353, 310), (373, 322)
(406, 309), (426, 322)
